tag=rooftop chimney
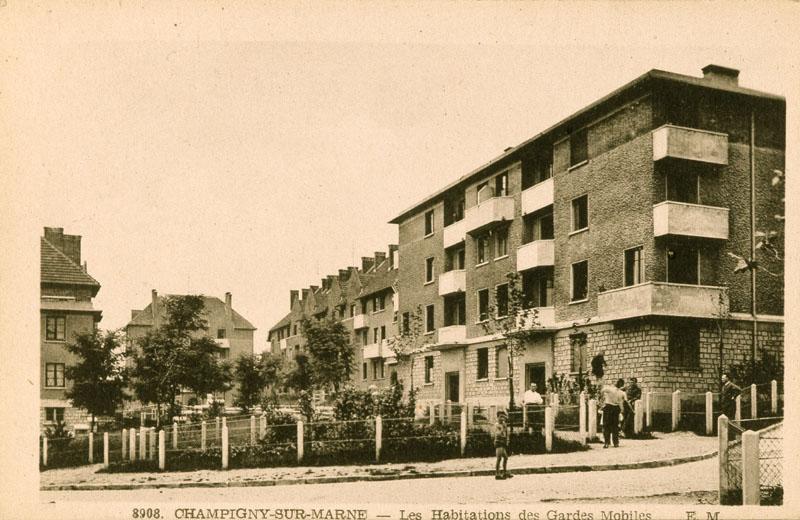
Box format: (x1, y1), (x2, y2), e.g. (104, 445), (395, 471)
(361, 257), (375, 272)
(290, 290), (299, 307)
(224, 292), (233, 338)
(338, 269), (350, 281)
(321, 278), (329, 291)
(151, 289), (160, 329)
(374, 252), (387, 266)
(388, 244), (399, 269)
(310, 285), (319, 294)
(701, 64), (739, 86)
(301, 289), (310, 301)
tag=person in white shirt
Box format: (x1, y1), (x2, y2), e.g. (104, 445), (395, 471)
(601, 378), (627, 448)
(522, 383), (543, 405)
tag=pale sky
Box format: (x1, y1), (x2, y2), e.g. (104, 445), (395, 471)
(3, 3), (798, 356)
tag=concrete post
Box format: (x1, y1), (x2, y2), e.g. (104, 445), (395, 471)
(705, 392), (714, 435)
(103, 432), (109, 468)
(634, 400), (643, 434)
(129, 428), (136, 460)
(544, 406), (553, 452)
(750, 384), (757, 419)
(260, 413), (267, 440)
(671, 390), (681, 431)
(645, 391), (652, 428)
(149, 427), (156, 460)
(375, 415), (382, 462)
(42, 436), (48, 467)
(429, 403), (435, 426)
(522, 403), (528, 430)
(201, 421), (207, 451)
(158, 429), (166, 470)
(735, 395), (742, 421)
(771, 380), (778, 415)
(551, 394), (560, 418)
(718, 415), (729, 501)
(121, 428), (127, 460)
(489, 405), (497, 423)
(297, 420), (304, 463)
(446, 401), (452, 423)
(460, 411), (467, 456)
(578, 392), (587, 445)
(221, 425), (229, 470)
(250, 415), (256, 445)
(466, 403), (473, 427)
(88, 431), (94, 464)
(139, 426), (147, 460)
(140, 411), (145, 427)
(588, 399), (597, 441)
(172, 421), (178, 450)
(216, 416), (221, 441)
(741, 430), (760, 505)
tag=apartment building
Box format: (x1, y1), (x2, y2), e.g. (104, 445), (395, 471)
(389, 65), (784, 407)
(40, 227), (103, 429)
(125, 290), (256, 407)
(267, 246), (400, 389)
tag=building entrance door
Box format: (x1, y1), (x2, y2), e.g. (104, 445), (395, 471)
(445, 371), (460, 403)
(525, 363), (546, 394)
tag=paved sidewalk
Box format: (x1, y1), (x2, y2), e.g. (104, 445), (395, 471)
(40, 431), (717, 491)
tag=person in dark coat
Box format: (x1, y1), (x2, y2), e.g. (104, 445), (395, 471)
(721, 373), (742, 420)
(622, 377), (641, 437)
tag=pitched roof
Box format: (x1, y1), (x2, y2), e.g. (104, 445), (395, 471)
(127, 295), (256, 330)
(360, 260), (397, 298)
(268, 311), (293, 333)
(41, 237), (101, 292)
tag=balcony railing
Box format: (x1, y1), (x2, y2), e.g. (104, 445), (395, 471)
(516, 306), (555, 329)
(653, 201), (729, 240)
(438, 325), (467, 344)
(516, 240), (555, 271)
(443, 219), (466, 249)
(353, 313), (367, 330)
(279, 338), (287, 351)
(362, 342), (381, 359)
(521, 177), (554, 215)
(652, 125), (728, 165)
(464, 196), (515, 234)
(214, 338), (230, 349)
(439, 269), (466, 296)
(597, 282), (727, 321)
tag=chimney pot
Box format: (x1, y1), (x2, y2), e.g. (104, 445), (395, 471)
(151, 289), (160, 329)
(290, 290), (299, 307)
(361, 257), (375, 272)
(701, 64), (739, 86)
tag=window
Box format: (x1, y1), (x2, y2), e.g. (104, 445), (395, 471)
(476, 234), (490, 264)
(45, 363), (65, 388)
(379, 358), (385, 379)
(217, 329), (226, 339)
(444, 294), (466, 326)
(477, 348), (489, 380)
(350, 304), (355, 317)
(476, 181), (491, 203)
(495, 172), (508, 197)
(496, 346), (508, 378)
(495, 284), (509, 318)
(668, 324), (700, 367)
(45, 407), (64, 423)
(522, 269), (554, 308)
(666, 169), (699, 204)
(477, 289), (490, 322)
(425, 257), (435, 283)
(359, 329), (368, 346)
(380, 325), (386, 342)
(570, 127), (588, 166)
(424, 356), (434, 384)
(425, 304), (435, 333)
(373, 294), (385, 312)
(445, 197), (466, 225)
(446, 246), (465, 271)
(424, 210), (434, 236)
(373, 327), (379, 344)
(45, 316), (66, 341)
(393, 311), (398, 323)
(495, 228), (508, 258)
(571, 195), (588, 232)
(402, 312), (410, 335)
(667, 246), (700, 285)
(624, 247), (644, 287)
(293, 324), (298, 336)
(571, 261), (588, 302)
(362, 362), (368, 380)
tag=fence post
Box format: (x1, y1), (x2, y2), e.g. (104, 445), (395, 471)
(158, 429), (165, 471)
(634, 399), (644, 434)
(103, 432), (109, 468)
(544, 406), (553, 452)
(578, 391), (587, 445)
(671, 390), (681, 431)
(645, 391), (652, 429)
(121, 428), (127, 460)
(718, 415), (729, 502)
(129, 428), (136, 460)
(771, 379), (778, 415)
(172, 421), (178, 450)
(201, 421), (207, 451)
(216, 416), (221, 441)
(42, 436), (48, 467)
(250, 415), (256, 445)
(429, 403), (435, 426)
(466, 403), (473, 427)
(140, 426), (147, 460)
(297, 420), (304, 463)
(551, 394), (559, 418)
(705, 391), (714, 435)
(375, 415), (382, 463)
(260, 413), (267, 440)
(750, 384), (757, 419)
(735, 395), (742, 421)
(588, 399), (597, 441)
(88, 431), (94, 464)
(460, 411), (467, 456)
(221, 423), (229, 470)
(149, 427), (156, 460)
(741, 430), (760, 505)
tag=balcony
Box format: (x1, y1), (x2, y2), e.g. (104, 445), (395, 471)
(652, 125), (728, 165)
(516, 306), (556, 329)
(353, 313), (367, 329)
(438, 325), (467, 344)
(516, 240), (555, 271)
(439, 269), (466, 296)
(521, 177), (554, 215)
(443, 219), (466, 249)
(597, 282), (727, 321)
(362, 342), (381, 359)
(214, 338), (230, 349)
(279, 338), (287, 351)
(653, 201), (729, 240)
(465, 196), (515, 234)
(380, 339), (394, 359)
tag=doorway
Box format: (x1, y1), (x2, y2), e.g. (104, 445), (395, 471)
(525, 363), (546, 394)
(445, 371), (460, 403)
(667, 246), (699, 285)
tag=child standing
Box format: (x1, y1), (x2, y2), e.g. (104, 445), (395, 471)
(494, 410), (512, 479)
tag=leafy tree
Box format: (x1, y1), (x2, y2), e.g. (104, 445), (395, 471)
(387, 304), (430, 391)
(64, 329), (128, 432)
(301, 316), (354, 393)
(129, 295), (232, 426)
(234, 353), (270, 412)
(283, 352), (315, 419)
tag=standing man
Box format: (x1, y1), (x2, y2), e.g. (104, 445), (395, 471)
(721, 373), (742, 420)
(601, 379), (626, 448)
(493, 410), (512, 480)
(623, 377), (641, 437)
(522, 383), (544, 433)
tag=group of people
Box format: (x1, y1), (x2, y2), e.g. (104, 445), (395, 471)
(600, 377), (641, 448)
